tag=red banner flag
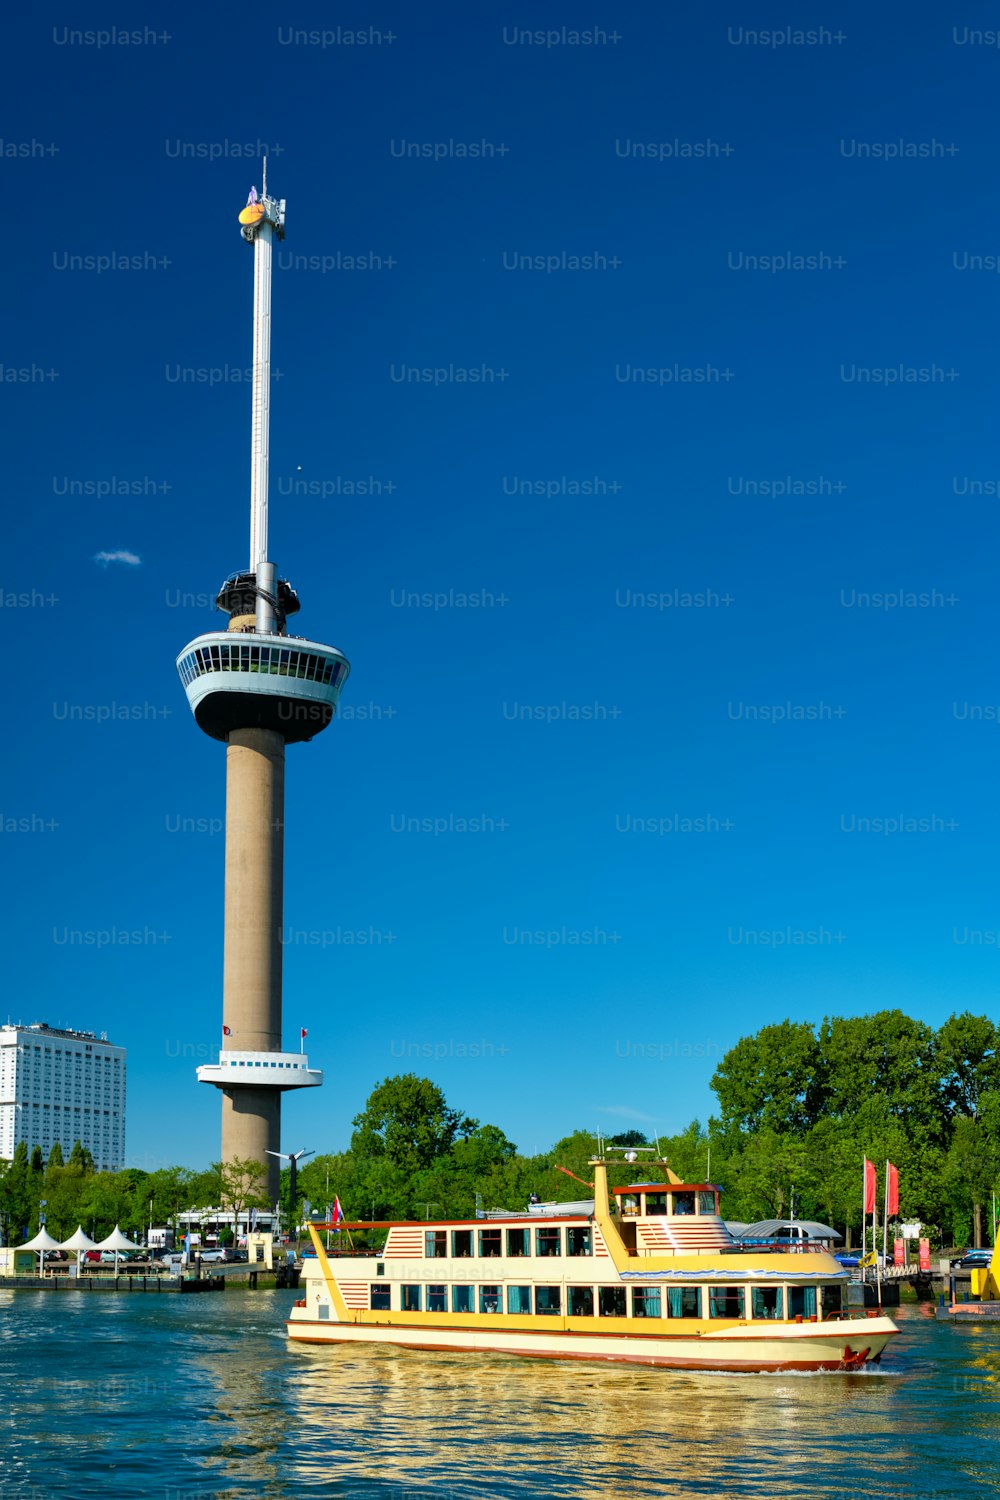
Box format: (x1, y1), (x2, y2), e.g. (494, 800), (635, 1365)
(864, 1158), (877, 1214)
(887, 1162), (899, 1217)
(894, 1237), (905, 1267)
(918, 1237), (931, 1272)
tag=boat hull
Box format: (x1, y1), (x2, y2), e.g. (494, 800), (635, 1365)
(286, 1314), (897, 1371)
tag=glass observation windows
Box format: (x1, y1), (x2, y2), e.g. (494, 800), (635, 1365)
(709, 1286), (745, 1319)
(426, 1285), (447, 1313)
(620, 1194), (640, 1217)
(789, 1285), (818, 1320)
(506, 1285), (532, 1315)
(479, 1285), (501, 1314)
(370, 1285), (391, 1311)
(451, 1285), (474, 1314)
(506, 1228), (530, 1258)
(751, 1287), (783, 1321)
(666, 1287), (702, 1319)
(535, 1226), (562, 1258)
(534, 1286), (561, 1316)
(478, 1229), (502, 1258)
(644, 1192), (668, 1216)
(672, 1192), (696, 1216)
(566, 1227), (592, 1257)
(599, 1286), (627, 1318)
(820, 1284), (843, 1319)
(698, 1190), (718, 1215)
(568, 1286), (594, 1317)
(451, 1230), (473, 1259)
(180, 644), (345, 689)
(401, 1285), (422, 1313)
(425, 1231), (447, 1259)
(631, 1286), (662, 1318)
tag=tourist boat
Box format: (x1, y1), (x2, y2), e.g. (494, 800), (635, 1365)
(287, 1157), (898, 1370)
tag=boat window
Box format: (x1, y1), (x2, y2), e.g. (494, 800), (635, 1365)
(401, 1285), (421, 1312)
(452, 1285), (474, 1313)
(535, 1226), (561, 1258)
(708, 1286), (745, 1319)
(598, 1286), (627, 1318)
(672, 1192), (696, 1216)
(426, 1284), (447, 1313)
(788, 1285), (817, 1319)
(506, 1228), (530, 1258)
(666, 1287), (702, 1318)
(425, 1231), (447, 1258)
(644, 1193), (668, 1216)
(452, 1230), (473, 1258)
(698, 1191), (717, 1215)
(621, 1194), (640, 1217)
(507, 1285), (531, 1314)
(631, 1286), (662, 1318)
(751, 1286), (783, 1321)
(370, 1285), (391, 1311)
(479, 1285), (501, 1313)
(535, 1286), (561, 1316)
(820, 1284), (843, 1318)
(566, 1227), (591, 1257)
(478, 1229), (502, 1258)
(568, 1286), (594, 1317)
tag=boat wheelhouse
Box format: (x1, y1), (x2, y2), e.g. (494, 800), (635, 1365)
(288, 1159), (898, 1371)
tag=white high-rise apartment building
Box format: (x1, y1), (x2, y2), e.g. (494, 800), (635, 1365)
(0, 1022), (126, 1171)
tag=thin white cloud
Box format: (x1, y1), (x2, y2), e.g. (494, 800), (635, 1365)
(93, 550), (141, 567)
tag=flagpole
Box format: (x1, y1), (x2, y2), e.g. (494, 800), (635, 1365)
(861, 1158), (866, 1283)
(874, 1169), (881, 1308)
(883, 1161), (889, 1290)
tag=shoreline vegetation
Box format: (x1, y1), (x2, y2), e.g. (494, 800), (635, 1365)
(1, 1010), (995, 1251)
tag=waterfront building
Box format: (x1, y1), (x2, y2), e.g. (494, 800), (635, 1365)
(175, 1206), (280, 1246)
(176, 165), (348, 1200)
(0, 1022), (126, 1171)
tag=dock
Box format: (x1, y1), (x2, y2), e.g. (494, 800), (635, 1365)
(0, 1274), (225, 1293)
(936, 1300), (1000, 1320)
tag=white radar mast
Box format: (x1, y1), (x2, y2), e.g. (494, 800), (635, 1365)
(239, 157), (286, 633)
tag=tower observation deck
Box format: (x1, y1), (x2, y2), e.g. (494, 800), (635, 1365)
(176, 167), (350, 1201)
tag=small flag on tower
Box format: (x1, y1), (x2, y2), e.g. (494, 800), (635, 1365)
(222, 1025), (232, 1036)
(301, 1028), (308, 1039)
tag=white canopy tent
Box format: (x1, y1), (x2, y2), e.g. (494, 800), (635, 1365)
(59, 1226), (99, 1273)
(95, 1224), (141, 1275)
(19, 1227), (62, 1277)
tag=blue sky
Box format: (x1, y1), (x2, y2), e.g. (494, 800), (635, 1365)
(4, 5), (1000, 1171)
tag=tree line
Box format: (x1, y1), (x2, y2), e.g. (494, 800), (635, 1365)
(1, 1010), (995, 1250)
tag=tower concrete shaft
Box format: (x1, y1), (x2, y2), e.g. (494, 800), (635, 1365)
(221, 727), (285, 1201)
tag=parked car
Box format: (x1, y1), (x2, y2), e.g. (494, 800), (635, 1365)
(951, 1248), (992, 1269)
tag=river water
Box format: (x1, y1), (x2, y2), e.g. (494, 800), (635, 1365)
(2, 1292), (998, 1500)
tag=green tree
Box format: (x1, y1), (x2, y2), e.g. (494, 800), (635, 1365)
(215, 1158), (269, 1241)
(712, 1021), (825, 1137)
(351, 1075), (477, 1175)
(46, 1142), (64, 1173)
(68, 1140), (94, 1173)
